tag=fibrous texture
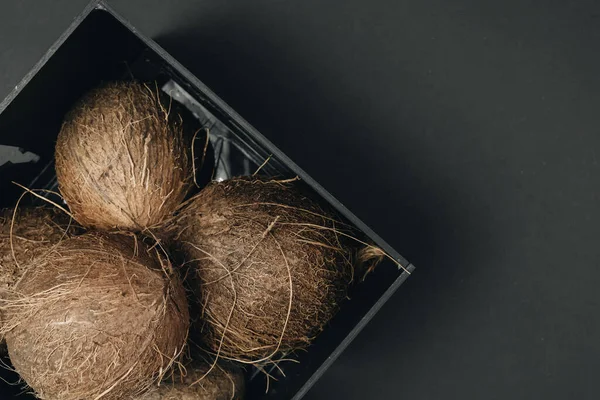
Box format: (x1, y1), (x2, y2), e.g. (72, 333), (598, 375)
(1, 233), (189, 400)
(169, 177), (356, 363)
(0, 207), (79, 291)
(55, 81), (193, 231)
(139, 362), (244, 400)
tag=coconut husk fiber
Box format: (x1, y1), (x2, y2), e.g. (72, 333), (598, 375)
(0, 233), (190, 400)
(0, 206), (80, 291)
(167, 176), (363, 363)
(55, 81), (199, 232)
(139, 362), (245, 400)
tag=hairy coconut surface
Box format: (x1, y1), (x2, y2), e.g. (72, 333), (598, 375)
(55, 81), (195, 231)
(139, 362), (245, 400)
(1, 233), (189, 400)
(0, 207), (79, 291)
(168, 177), (357, 363)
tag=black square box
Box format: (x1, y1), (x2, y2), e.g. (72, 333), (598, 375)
(0, 1), (414, 398)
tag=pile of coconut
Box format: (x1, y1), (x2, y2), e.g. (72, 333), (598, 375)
(0, 81), (387, 399)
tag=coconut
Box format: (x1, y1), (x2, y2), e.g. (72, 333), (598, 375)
(167, 177), (360, 363)
(55, 81), (196, 231)
(139, 362), (245, 400)
(0, 233), (189, 400)
(0, 206), (79, 291)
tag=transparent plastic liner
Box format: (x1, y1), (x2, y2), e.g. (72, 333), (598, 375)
(162, 80), (291, 181)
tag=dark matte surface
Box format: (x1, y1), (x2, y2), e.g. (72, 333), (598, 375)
(2, 1), (600, 399)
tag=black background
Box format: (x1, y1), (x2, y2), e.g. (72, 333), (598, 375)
(2, 1), (600, 399)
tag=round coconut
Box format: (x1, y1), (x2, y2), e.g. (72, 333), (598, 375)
(55, 81), (196, 231)
(139, 362), (245, 400)
(1, 233), (189, 400)
(0, 206), (79, 291)
(167, 177), (359, 363)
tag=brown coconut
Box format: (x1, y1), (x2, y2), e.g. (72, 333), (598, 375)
(167, 177), (359, 363)
(55, 81), (195, 231)
(139, 362), (245, 400)
(0, 206), (80, 291)
(1, 233), (189, 400)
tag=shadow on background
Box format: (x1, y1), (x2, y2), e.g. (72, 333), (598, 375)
(154, 11), (497, 395)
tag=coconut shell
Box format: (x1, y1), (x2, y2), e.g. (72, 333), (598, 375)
(55, 81), (195, 231)
(0, 207), (79, 291)
(139, 362), (245, 400)
(1, 233), (189, 400)
(168, 177), (356, 362)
